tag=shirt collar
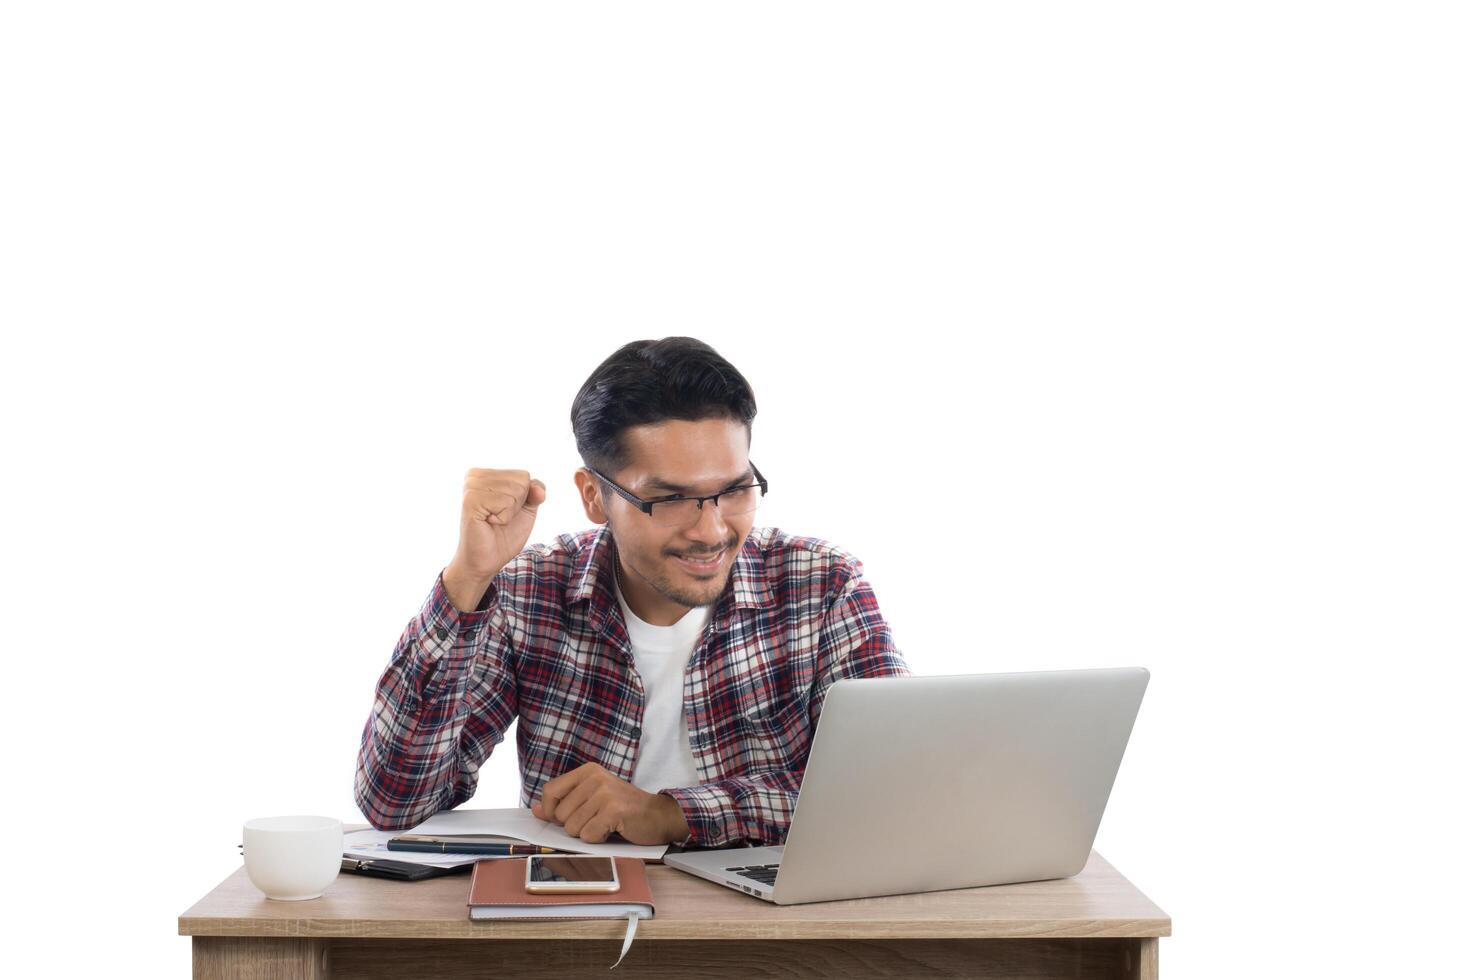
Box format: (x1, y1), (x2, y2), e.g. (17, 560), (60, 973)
(567, 525), (775, 632)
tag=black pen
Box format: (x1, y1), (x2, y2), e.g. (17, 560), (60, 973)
(386, 838), (560, 856)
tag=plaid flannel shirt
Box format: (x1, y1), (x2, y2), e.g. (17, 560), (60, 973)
(353, 524), (911, 848)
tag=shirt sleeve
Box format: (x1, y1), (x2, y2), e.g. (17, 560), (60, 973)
(660, 571), (911, 848)
(352, 569), (519, 831)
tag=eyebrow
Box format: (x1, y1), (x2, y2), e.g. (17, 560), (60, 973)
(640, 466), (754, 495)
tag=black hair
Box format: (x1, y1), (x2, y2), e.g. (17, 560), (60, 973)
(570, 338), (758, 494)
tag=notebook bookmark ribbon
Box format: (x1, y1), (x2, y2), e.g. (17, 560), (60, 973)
(610, 912), (639, 969)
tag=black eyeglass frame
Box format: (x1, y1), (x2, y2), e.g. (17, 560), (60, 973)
(586, 462), (769, 524)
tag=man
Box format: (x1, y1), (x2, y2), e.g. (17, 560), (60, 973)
(354, 337), (911, 848)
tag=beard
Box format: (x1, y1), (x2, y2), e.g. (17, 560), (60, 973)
(646, 565), (726, 608)
(612, 532), (735, 610)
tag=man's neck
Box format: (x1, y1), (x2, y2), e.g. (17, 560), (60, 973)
(615, 559), (693, 627)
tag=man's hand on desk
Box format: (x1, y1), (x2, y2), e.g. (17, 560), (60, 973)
(531, 762), (691, 845)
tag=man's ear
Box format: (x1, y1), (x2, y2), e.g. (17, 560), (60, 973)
(574, 468), (610, 525)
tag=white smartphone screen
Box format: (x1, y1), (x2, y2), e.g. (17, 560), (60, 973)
(525, 855), (619, 889)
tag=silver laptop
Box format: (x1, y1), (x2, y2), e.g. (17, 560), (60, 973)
(663, 666), (1149, 905)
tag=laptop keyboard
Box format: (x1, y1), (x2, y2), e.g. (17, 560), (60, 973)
(725, 863), (779, 886)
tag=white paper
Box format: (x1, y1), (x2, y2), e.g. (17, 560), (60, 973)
(405, 807), (669, 860)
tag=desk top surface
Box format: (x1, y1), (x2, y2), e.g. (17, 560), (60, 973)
(181, 831), (1170, 941)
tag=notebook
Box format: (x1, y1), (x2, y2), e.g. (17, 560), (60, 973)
(468, 856), (655, 968)
(467, 856), (655, 921)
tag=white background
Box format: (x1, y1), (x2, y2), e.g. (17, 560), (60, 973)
(3, 2), (1465, 976)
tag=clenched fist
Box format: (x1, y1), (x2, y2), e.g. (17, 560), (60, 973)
(443, 468), (546, 612)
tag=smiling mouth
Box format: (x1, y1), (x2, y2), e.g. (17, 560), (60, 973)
(673, 551), (725, 573)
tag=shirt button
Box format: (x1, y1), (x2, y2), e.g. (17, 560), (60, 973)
(629, 726), (641, 739)
(435, 626), (449, 641)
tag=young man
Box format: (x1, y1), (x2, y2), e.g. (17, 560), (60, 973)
(354, 337), (911, 848)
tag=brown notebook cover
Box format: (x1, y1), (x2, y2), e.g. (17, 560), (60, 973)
(467, 857), (655, 920)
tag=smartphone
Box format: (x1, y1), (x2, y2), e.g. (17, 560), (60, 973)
(524, 855), (621, 893)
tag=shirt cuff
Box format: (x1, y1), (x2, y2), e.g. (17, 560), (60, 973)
(659, 785), (742, 848)
(424, 569), (497, 631)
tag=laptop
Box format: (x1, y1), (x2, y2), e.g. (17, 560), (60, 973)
(663, 666), (1149, 905)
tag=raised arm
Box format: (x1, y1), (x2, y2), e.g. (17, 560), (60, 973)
(352, 467), (545, 830)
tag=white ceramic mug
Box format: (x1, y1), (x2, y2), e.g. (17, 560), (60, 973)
(242, 815), (343, 900)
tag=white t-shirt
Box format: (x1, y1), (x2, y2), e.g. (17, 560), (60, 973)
(612, 571), (708, 794)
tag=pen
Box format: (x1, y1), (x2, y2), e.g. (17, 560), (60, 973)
(386, 838), (561, 856)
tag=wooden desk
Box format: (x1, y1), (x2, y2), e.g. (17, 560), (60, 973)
(180, 830), (1171, 979)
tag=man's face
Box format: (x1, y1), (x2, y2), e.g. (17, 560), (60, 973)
(575, 417), (757, 620)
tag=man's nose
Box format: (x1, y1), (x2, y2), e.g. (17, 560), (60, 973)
(684, 499), (730, 545)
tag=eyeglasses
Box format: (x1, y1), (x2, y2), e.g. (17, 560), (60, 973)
(587, 462), (769, 529)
